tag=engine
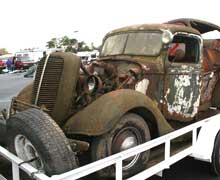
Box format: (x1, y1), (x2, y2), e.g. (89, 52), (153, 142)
(75, 59), (144, 111)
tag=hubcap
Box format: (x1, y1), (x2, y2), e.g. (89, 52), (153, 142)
(120, 136), (137, 151)
(112, 127), (142, 170)
(14, 135), (44, 170)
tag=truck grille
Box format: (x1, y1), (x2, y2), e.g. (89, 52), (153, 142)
(32, 57), (64, 112)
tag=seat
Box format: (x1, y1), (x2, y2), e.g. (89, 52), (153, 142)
(172, 49), (185, 62)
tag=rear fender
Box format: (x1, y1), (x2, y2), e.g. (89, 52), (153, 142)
(63, 89), (173, 136)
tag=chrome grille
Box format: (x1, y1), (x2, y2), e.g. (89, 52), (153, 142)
(32, 57), (64, 112)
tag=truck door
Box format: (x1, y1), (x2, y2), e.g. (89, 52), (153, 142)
(163, 33), (202, 122)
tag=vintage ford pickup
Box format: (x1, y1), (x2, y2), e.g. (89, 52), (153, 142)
(4, 18), (220, 178)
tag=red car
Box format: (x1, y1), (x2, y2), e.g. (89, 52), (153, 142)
(0, 59), (7, 73)
(15, 57), (35, 70)
(0, 59), (6, 68)
(14, 60), (23, 70)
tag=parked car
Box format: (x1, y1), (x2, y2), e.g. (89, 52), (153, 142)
(0, 59), (6, 73)
(14, 57), (36, 70)
(0, 56), (14, 73)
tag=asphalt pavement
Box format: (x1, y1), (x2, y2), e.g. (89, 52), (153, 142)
(0, 73), (219, 180)
(149, 157), (220, 180)
(0, 73), (32, 111)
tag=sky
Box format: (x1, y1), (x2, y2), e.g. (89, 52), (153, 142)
(1, 0), (220, 53)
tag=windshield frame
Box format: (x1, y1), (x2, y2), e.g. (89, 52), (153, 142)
(100, 30), (164, 57)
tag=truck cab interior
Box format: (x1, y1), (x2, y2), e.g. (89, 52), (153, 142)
(168, 34), (200, 64)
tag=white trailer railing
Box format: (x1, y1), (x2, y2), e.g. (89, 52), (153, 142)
(0, 114), (219, 180)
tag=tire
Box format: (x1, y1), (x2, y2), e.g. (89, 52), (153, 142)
(212, 82), (220, 109)
(91, 113), (151, 178)
(7, 108), (78, 177)
(211, 131), (220, 175)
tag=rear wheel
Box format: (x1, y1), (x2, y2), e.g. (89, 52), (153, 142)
(91, 113), (151, 178)
(7, 108), (78, 176)
(211, 131), (220, 175)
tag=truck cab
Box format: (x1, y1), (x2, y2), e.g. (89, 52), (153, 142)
(98, 19), (220, 125)
(99, 24), (203, 123)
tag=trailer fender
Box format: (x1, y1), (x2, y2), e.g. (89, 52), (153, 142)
(63, 89), (173, 136)
(192, 114), (220, 162)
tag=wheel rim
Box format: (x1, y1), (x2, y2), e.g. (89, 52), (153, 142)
(14, 135), (44, 170)
(112, 127), (142, 170)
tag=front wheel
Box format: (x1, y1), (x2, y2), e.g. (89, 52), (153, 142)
(7, 108), (78, 176)
(91, 113), (151, 178)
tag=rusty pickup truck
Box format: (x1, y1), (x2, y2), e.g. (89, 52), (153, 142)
(4, 18), (220, 178)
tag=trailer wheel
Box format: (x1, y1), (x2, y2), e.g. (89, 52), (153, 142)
(91, 113), (151, 178)
(7, 108), (78, 176)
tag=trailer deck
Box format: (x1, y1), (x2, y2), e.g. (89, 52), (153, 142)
(1, 114), (220, 180)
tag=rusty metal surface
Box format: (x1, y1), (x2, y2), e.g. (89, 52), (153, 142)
(16, 82), (33, 103)
(31, 52), (81, 125)
(203, 39), (220, 68)
(33, 55), (64, 112)
(166, 18), (220, 34)
(200, 72), (218, 106)
(200, 39), (220, 109)
(51, 52), (81, 125)
(212, 81), (220, 108)
(63, 89), (174, 136)
(163, 64), (201, 122)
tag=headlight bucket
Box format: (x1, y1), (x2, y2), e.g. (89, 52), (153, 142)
(86, 75), (102, 95)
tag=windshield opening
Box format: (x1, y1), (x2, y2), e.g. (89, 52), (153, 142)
(101, 31), (163, 56)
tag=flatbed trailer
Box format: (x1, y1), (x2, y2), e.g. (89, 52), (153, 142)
(1, 113), (220, 180)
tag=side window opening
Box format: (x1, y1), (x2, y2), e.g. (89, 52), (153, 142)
(168, 35), (199, 63)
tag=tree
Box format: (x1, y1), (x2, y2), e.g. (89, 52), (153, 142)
(46, 36), (95, 53)
(46, 38), (59, 48)
(78, 41), (91, 52)
(60, 36), (78, 53)
(65, 46), (77, 53)
(60, 36), (70, 47)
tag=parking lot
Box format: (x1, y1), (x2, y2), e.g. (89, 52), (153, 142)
(0, 73), (219, 180)
(0, 73), (32, 112)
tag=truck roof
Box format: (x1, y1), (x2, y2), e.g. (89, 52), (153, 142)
(106, 23), (200, 37)
(166, 18), (220, 34)
(106, 19), (220, 38)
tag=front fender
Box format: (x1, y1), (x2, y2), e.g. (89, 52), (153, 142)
(63, 89), (173, 136)
(16, 82), (33, 103)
